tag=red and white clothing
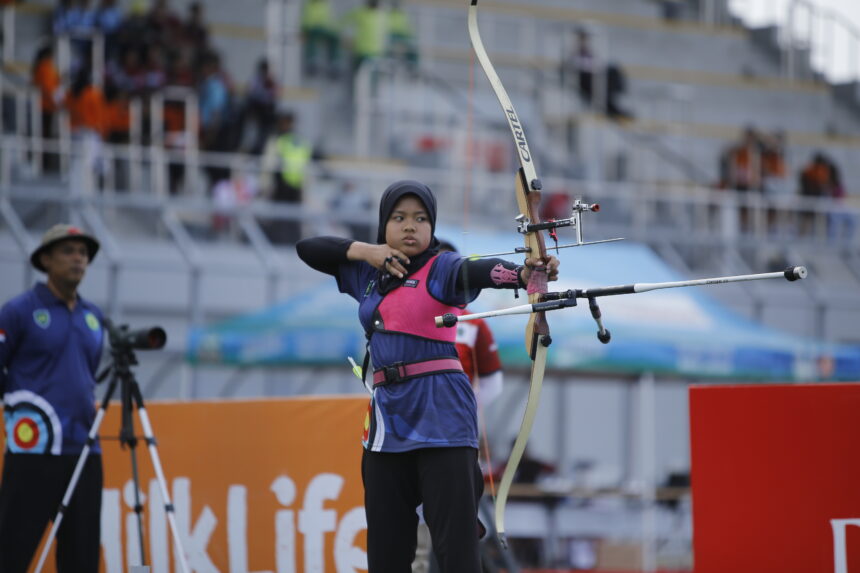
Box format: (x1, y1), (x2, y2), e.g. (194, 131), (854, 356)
(455, 316), (502, 407)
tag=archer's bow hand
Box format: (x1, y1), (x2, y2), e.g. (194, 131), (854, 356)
(520, 255), (560, 285)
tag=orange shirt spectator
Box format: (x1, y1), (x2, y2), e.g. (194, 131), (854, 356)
(104, 96), (130, 138)
(762, 149), (786, 179)
(800, 156), (832, 198)
(32, 53), (62, 113)
(729, 145), (761, 191)
(761, 130), (787, 180)
(163, 102), (186, 134)
(66, 85), (108, 136)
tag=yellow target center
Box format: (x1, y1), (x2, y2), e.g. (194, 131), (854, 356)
(16, 423), (34, 443)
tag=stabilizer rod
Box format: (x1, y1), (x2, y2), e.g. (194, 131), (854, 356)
(435, 267), (808, 343)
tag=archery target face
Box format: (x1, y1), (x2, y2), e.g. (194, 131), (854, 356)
(3, 391), (61, 454)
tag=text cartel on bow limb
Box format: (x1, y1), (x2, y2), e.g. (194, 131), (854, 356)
(467, 0), (551, 548)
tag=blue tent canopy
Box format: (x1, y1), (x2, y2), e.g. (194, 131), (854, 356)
(186, 230), (860, 381)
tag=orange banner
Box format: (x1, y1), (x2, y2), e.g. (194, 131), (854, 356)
(5, 396), (370, 573)
(690, 383), (860, 573)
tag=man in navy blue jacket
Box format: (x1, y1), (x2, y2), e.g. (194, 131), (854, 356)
(0, 224), (105, 573)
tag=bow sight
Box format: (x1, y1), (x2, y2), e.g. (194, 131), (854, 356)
(475, 198), (625, 259)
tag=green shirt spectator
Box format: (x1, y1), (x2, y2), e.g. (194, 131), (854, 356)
(343, 0), (387, 66)
(302, 0), (336, 32)
(387, 2), (418, 72)
(302, 0), (341, 76)
(388, 5), (414, 40)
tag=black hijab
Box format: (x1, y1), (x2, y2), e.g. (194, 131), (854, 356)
(375, 180), (441, 294)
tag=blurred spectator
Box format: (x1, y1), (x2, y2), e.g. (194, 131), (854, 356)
(103, 83), (130, 144)
(196, 51), (235, 188)
(301, 0), (341, 77)
(31, 44), (64, 171)
(760, 130), (788, 196)
(142, 45), (168, 94)
(564, 28), (594, 102)
(53, 0), (94, 35)
(211, 166), (259, 235)
(93, 0), (123, 59)
(102, 82), (131, 189)
(65, 68), (107, 138)
(799, 152), (853, 240)
(167, 45), (196, 87)
(239, 58), (278, 154)
(164, 98), (190, 195)
(799, 152), (834, 199)
(721, 126), (763, 192)
(604, 65), (631, 119)
(181, 1), (210, 65)
(114, 0), (149, 56)
(157, 43), (197, 194)
(146, 0), (182, 52)
(756, 129), (790, 235)
(387, 0), (418, 74)
(93, 0), (122, 36)
(561, 28), (632, 120)
(53, 0), (97, 75)
(798, 152), (834, 236)
(342, 0), (387, 78)
(65, 67), (109, 190)
(719, 126), (767, 233)
(262, 111), (311, 202)
(198, 51), (230, 148)
(261, 110), (319, 243)
(106, 46), (147, 96)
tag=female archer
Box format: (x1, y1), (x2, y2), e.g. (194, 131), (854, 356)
(296, 179), (559, 571)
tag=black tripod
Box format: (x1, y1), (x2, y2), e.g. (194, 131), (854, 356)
(34, 324), (190, 573)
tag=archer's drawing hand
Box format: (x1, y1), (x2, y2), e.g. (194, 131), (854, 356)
(350, 243), (411, 278)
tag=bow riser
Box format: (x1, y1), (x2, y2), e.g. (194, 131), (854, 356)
(514, 168), (550, 359)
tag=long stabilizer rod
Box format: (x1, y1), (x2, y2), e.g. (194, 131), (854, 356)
(582, 265), (807, 297)
(436, 266), (807, 327)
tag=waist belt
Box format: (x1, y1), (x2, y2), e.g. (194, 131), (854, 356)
(372, 358), (464, 387)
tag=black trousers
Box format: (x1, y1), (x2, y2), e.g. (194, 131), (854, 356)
(0, 452), (103, 573)
(362, 447), (483, 573)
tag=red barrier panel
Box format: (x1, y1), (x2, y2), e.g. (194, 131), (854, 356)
(690, 383), (860, 573)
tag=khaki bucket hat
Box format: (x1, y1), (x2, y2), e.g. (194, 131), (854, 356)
(30, 224), (100, 272)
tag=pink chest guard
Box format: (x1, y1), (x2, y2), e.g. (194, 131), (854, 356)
(375, 255), (459, 342)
